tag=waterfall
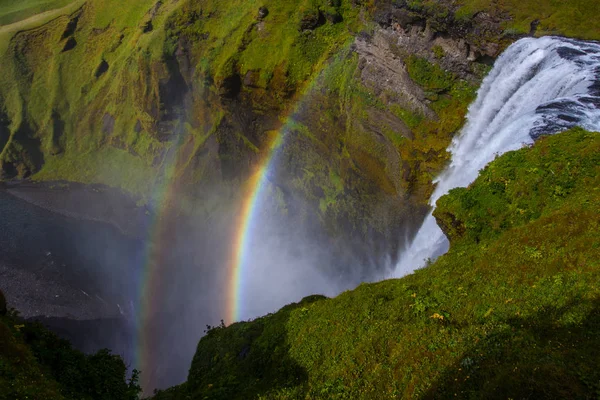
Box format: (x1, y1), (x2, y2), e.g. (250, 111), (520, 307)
(393, 36), (600, 277)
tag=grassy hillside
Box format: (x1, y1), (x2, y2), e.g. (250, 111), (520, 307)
(0, 301), (140, 399)
(403, 0), (600, 41)
(152, 128), (600, 399)
(0, 0), (362, 195)
(0, 0), (75, 26)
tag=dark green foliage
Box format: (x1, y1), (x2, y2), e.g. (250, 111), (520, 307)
(0, 314), (140, 400)
(405, 55), (454, 94)
(185, 295), (327, 399)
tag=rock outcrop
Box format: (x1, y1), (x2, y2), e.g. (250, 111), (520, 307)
(0, 289), (6, 315)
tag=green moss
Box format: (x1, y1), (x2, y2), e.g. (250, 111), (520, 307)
(0, 0), (364, 202)
(456, 0), (600, 39)
(405, 55), (455, 94)
(407, 0), (600, 40)
(33, 146), (158, 199)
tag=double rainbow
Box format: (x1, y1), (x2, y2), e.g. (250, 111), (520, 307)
(136, 56), (330, 388)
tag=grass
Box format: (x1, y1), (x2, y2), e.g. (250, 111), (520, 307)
(407, 0), (600, 40)
(154, 129), (600, 399)
(0, 0), (74, 26)
(464, 0), (600, 39)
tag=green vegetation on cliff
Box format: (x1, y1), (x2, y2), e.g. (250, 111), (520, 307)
(0, 0), (362, 197)
(1, 0), (598, 261)
(405, 0), (600, 41)
(0, 303), (140, 399)
(0, 0), (75, 25)
(153, 129), (600, 399)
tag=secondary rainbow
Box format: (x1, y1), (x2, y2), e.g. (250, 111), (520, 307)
(135, 133), (188, 390)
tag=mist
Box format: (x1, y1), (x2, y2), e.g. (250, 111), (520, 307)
(136, 176), (376, 391)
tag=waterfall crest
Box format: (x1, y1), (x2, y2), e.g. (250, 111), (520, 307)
(394, 36), (600, 277)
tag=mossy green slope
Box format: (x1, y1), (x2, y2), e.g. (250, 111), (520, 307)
(0, 0), (75, 26)
(154, 129), (600, 399)
(403, 0), (600, 41)
(1, 0), (598, 263)
(0, 0), (361, 196)
(0, 305), (140, 399)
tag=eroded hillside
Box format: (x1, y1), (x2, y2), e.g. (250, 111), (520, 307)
(0, 0), (598, 276)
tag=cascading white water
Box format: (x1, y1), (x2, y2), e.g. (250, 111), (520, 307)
(394, 36), (600, 277)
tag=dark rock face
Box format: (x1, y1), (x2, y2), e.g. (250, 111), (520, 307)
(0, 289), (6, 315)
(299, 10), (325, 31)
(61, 15), (79, 39)
(435, 209), (467, 243)
(1, 121), (44, 179)
(61, 36), (77, 52)
(325, 11), (343, 24)
(102, 113), (115, 135)
(0, 111), (9, 156)
(372, 0), (506, 61)
(257, 6), (269, 20)
(94, 59), (109, 78)
(50, 111), (64, 155)
(218, 73), (242, 98)
(142, 20), (153, 33)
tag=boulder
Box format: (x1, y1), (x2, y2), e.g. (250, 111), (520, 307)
(299, 9), (324, 31)
(257, 6), (269, 20)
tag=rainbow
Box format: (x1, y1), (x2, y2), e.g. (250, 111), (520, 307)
(136, 45), (342, 386)
(226, 130), (284, 324)
(135, 131), (189, 389)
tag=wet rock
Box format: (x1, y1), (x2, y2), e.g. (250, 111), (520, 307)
(529, 19), (540, 36)
(142, 20), (153, 33)
(299, 9), (324, 31)
(257, 6), (269, 20)
(102, 113), (115, 135)
(325, 11), (343, 24)
(557, 46), (587, 61)
(243, 70), (261, 88)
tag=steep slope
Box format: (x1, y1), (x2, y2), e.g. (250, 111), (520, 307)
(2, 0), (597, 265)
(153, 128), (600, 399)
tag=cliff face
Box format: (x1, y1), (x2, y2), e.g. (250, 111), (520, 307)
(0, 0), (597, 267)
(0, 0), (472, 270)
